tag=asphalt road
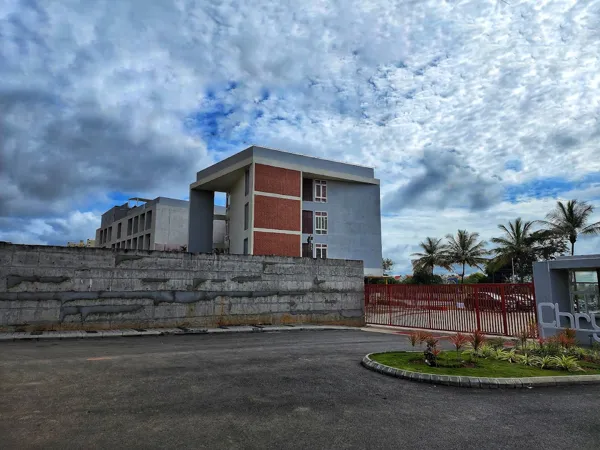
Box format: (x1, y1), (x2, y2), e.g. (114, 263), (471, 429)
(1, 330), (599, 450)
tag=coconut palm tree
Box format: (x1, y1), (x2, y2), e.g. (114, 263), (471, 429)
(540, 200), (600, 255)
(411, 237), (451, 275)
(445, 230), (489, 283)
(490, 218), (536, 282)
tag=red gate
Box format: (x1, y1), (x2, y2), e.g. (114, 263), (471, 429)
(364, 283), (536, 337)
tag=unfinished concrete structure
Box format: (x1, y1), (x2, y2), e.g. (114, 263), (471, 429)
(96, 197), (226, 252)
(534, 255), (600, 344)
(189, 146), (383, 276)
(0, 243), (364, 331)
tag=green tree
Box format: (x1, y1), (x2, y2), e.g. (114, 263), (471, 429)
(382, 258), (394, 276)
(490, 218), (536, 283)
(410, 237), (451, 275)
(445, 230), (489, 283)
(528, 229), (568, 261)
(403, 270), (444, 285)
(463, 272), (487, 284)
(540, 200), (600, 255)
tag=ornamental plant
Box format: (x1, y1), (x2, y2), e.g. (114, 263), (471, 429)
(407, 331), (420, 348)
(467, 330), (486, 352)
(448, 333), (469, 356)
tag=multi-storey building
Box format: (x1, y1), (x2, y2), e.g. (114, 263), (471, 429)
(96, 197), (225, 251)
(67, 239), (95, 248)
(188, 146), (383, 275)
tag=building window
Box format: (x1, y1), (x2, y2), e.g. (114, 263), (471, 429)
(244, 202), (249, 230)
(302, 178), (313, 201)
(244, 168), (250, 196)
(314, 180), (327, 202)
(127, 218), (133, 236)
(302, 210), (314, 234)
(117, 222), (122, 239)
(243, 238), (249, 255)
(133, 216), (139, 234)
(145, 234), (151, 250)
(111, 244), (115, 249)
(108, 227), (112, 242)
(103, 229), (108, 244)
(146, 210), (153, 230)
(140, 213), (145, 232)
(315, 243), (327, 259)
(116, 242), (120, 249)
(132, 237), (137, 250)
(315, 211), (328, 235)
(126, 239), (131, 249)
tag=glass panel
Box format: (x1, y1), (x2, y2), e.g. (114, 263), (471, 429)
(570, 270), (600, 314)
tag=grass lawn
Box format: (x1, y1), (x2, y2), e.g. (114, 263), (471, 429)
(370, 351), (600, 378)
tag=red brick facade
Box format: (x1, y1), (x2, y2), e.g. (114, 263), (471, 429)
(254, 164), (301, 197)
(254, 195), (300, 231)
(253, 231), (300, 257)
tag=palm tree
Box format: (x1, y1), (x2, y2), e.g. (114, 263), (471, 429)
(445, 230), (489, 283)
(490, 218), (536, 282)
(540, 200), (600, 255)
(411, 237), (451, 275)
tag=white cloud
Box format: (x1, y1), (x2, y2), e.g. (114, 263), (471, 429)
(0, 0), (599, 256)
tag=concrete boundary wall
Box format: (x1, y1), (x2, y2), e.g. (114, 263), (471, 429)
(0, 243), (365, 331)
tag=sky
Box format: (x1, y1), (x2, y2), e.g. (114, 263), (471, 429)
(1, 0), (600, 274)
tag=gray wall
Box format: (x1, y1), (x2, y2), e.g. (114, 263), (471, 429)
(302, 180), (382, 274)
(154, 203), (189, 251)
(0, 243), (364, 331)
(534, 257), (600, 344)
(188, 190), (214, 253)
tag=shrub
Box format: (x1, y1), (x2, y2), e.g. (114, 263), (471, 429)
(566, 346), (587, 360)
(558, 329), (576, 349)
(449, 333), (469, 354)
(418, 331), (433, 345)
(550, 355), (584, 372)
(539, 355), (556, 369)
(496, 349), (518, 363)
(539, 336), (561, 356)
(467, 330), (486, 352)
(407, 331), (420, 348)
(515, 354), (542, 367)
(488, 337), (506, 350)
(478, 345), (496, 359)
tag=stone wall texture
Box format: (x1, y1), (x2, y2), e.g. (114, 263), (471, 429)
(0, 243), (364, 331)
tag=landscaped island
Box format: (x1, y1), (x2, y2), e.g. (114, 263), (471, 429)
(369, 329), (600, 379)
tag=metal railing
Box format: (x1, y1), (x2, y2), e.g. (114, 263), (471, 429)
(365, 283), (536, 337)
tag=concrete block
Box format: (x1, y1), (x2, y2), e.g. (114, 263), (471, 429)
(10, 251), (40, 267)
(153, 303), (189, 320)
(17, 308), (61, 324)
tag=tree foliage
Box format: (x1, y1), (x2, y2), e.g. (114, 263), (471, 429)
(411, 237), (450, 274)
(444, 230), (489, 283)
(539, 200), (600, 255)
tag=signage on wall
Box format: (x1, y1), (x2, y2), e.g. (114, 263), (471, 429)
(538, 302), (600, 343)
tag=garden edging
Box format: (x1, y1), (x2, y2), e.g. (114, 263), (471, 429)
(361, 353), (600, 388)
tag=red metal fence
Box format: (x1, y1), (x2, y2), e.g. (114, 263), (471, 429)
(365, 283), (536, 337)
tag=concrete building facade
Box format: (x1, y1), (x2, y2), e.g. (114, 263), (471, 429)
(533, 255), (600, 344)
(188, 146), (383, 276)
(96, 197), (225, 251)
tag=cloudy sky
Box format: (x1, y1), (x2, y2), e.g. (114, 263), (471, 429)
(1, 0), (599, 273)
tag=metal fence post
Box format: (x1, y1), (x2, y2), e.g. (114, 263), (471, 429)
(474, 285), (481, 331)
(386, 283), (392, 326)
(500, 284), (509, 336)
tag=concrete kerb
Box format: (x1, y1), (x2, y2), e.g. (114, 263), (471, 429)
(361, 353), (600, 389)
(0, 325), (358, 341)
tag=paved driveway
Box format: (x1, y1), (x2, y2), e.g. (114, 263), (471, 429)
(1, 330), (599, 449)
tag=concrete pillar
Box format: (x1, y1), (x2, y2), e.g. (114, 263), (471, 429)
(188, 189), (214, 253)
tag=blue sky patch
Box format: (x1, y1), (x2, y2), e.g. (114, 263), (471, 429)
(504, 159), (522, 172)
